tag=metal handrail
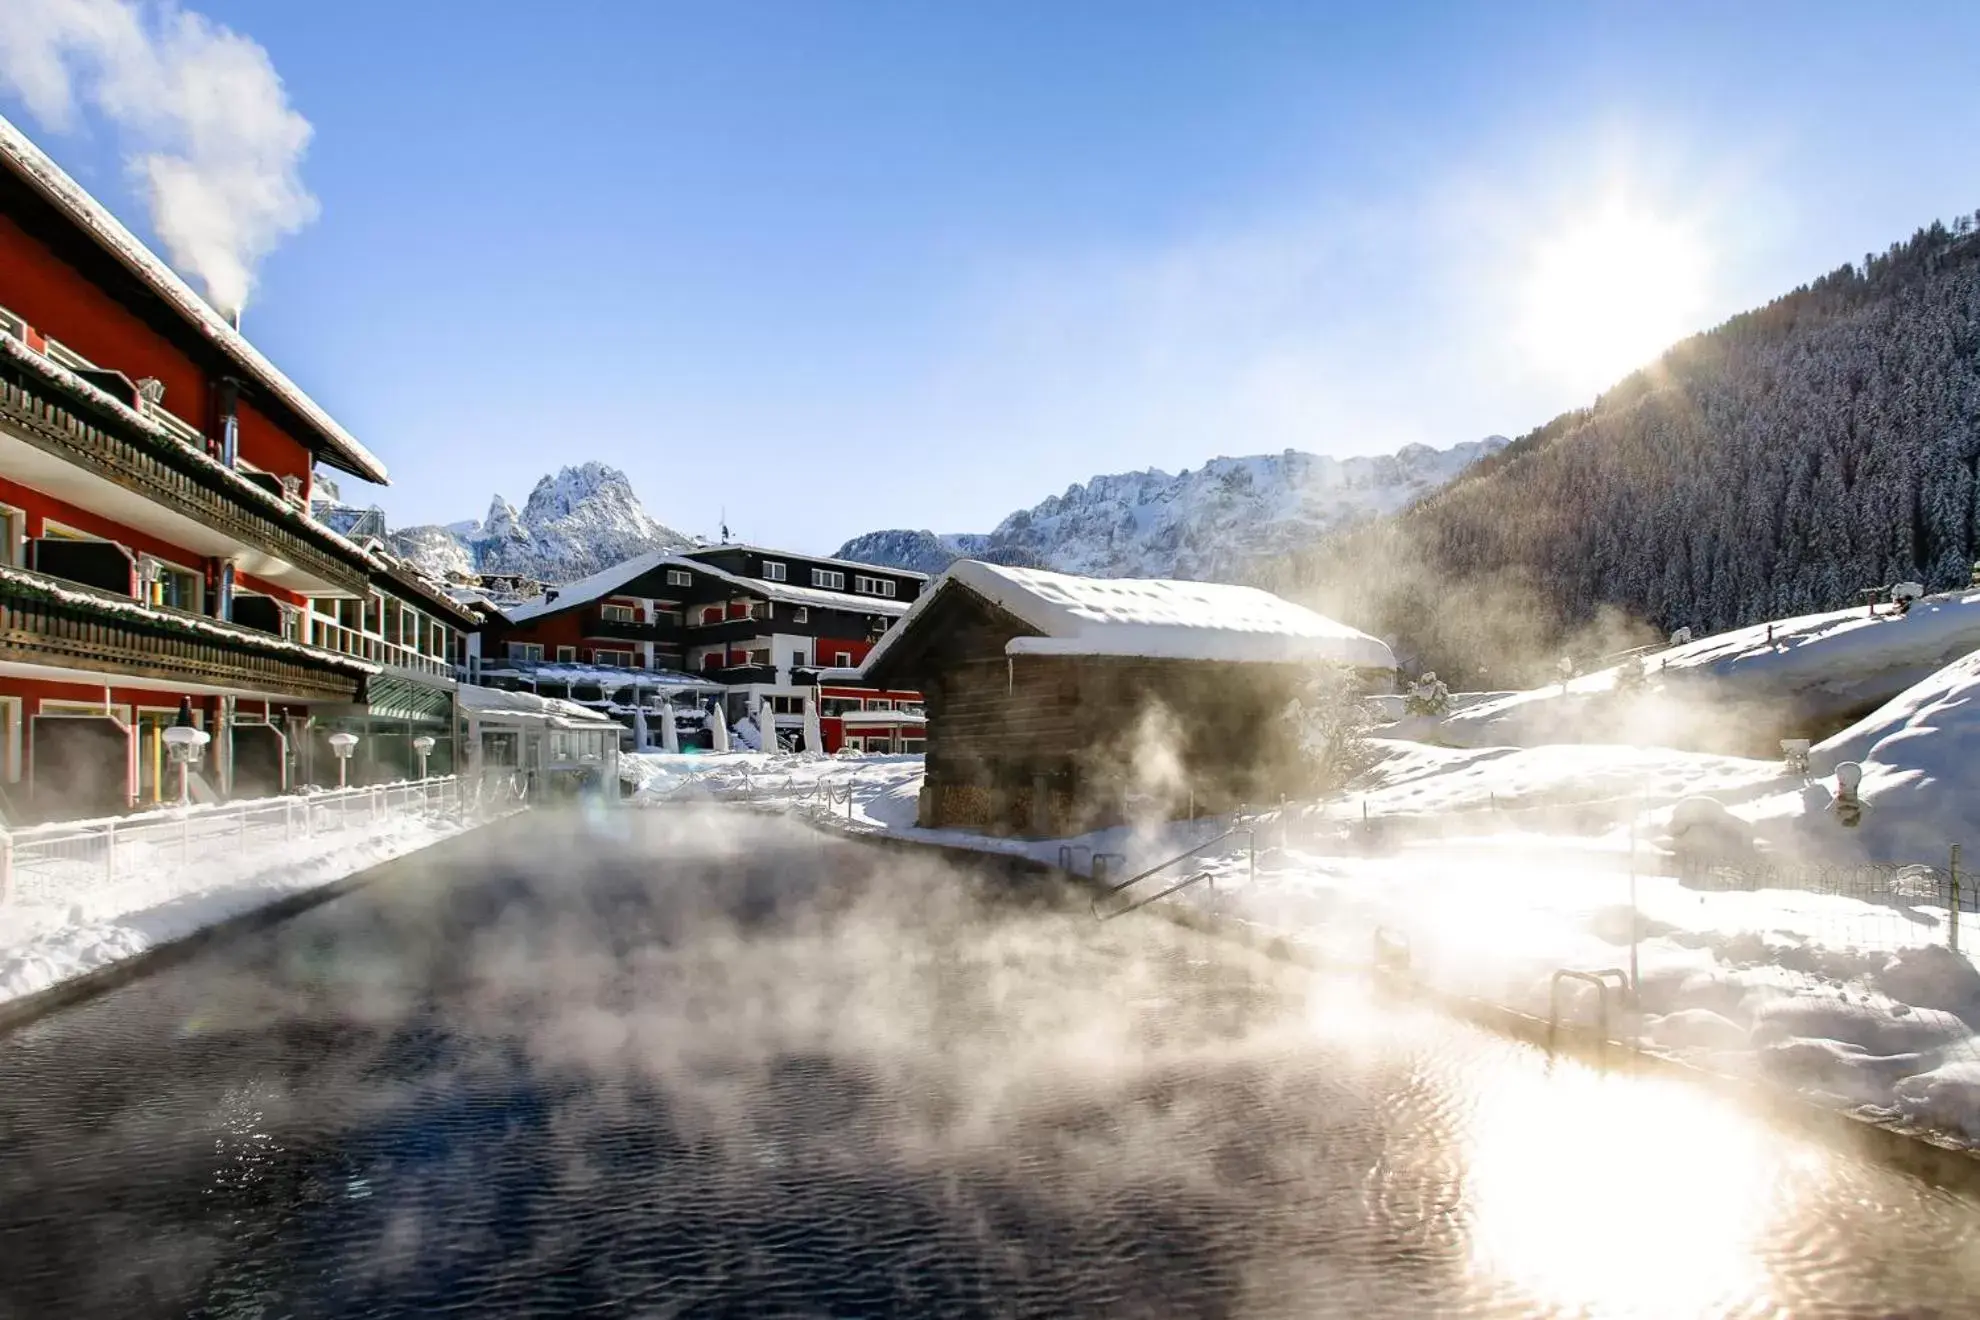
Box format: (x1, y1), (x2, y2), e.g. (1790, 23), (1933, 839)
(1546, 968), (1632, 1064)
(1090, 825), (1254, 921)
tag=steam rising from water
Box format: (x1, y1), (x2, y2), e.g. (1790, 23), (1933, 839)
(4, 810), (1980, 1315)
(0, 0), (318, 318)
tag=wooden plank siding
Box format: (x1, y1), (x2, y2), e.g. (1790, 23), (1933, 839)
(875, 583), (1315, 836)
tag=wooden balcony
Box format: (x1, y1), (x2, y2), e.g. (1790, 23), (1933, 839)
(584, 615), (672, 642)
(0, 346), (370, 596)
(0, 565), (370, 703)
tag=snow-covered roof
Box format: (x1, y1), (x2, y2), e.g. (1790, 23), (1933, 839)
(501, 549), (680, 623)
(864, 560), (1397, 672)
(836, 709), (927, 727)
(683, 543), (931, 581)
(0, 113), (387, 485)
(501, 550), (912, 624)
(690, 558), (912, 617)
(457, 682), (620, 726)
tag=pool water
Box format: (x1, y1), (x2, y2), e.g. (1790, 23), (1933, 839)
(2, 809), (1977, 1318)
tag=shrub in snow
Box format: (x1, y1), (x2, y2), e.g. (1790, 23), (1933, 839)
(1283, 666), (1377, 792)
(1402, 671), (1450, 717)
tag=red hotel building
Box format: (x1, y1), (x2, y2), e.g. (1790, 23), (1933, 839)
(0, 115), (464, 819)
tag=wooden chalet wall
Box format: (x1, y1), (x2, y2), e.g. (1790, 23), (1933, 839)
(896, 587), (1312, 837)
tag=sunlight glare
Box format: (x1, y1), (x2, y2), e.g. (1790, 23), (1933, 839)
(1518, 194), (1711, 394)
(1465, 1062), (1800, 1317)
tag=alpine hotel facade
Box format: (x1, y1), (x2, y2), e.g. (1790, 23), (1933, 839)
(477, 544), (928, 754)
(0, 118), (463, 821)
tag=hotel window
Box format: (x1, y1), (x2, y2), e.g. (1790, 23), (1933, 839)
(792, 607), (808, 623)
(821, 697), (860, 717)
(595, 649), (635, 667)
(810, 568), (845, 590)
(762, 561), (787, 582)
(144, 559), (202, 612)
(834, 651), (852, 666)
(667, 569), (693, 587)
(508, 642), (544, 662)
(866, 699), (893, 711)
(556, 645), (577, 662)
(600, 602), (636, 623)
(853, 575), (898, 598)
(0, 505), (20, 566)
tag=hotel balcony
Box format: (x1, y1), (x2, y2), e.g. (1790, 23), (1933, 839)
(0, 564), (370, 704)
(584, 614), (673, 643)
(0, 338), (371, 596)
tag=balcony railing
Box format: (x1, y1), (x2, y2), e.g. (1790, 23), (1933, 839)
(0, 564), (368, 703)
(585, 616), (671, 642)
(0, 343), (369, 595)
(305, 616), (454, 679)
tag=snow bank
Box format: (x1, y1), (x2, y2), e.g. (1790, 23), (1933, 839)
(1436, 591), (1980, 753)
(0, 807), (473, 1007)
(1798, 649), (1980, 857)
(1354, 738), (1782, 820)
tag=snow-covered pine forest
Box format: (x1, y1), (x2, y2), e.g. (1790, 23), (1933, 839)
(1286, 215), (1980, 680)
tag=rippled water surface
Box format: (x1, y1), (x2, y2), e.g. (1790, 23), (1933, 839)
(2, 809), (1978, 1318)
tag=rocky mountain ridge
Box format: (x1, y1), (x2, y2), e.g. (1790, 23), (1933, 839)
(837, 438), (1507, 583)
(386, 462), (692, 583)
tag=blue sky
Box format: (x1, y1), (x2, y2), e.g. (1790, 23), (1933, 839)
(7, 2), (1980, 552)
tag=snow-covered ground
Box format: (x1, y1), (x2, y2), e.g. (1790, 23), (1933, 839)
(627, 739), (1980, 1144)
(1434, 590), (1980, 753)
(1, 796), (481, 1008)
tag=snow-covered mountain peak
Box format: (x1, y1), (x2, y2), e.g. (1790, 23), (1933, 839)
(838, 437), (1506, 584)
(388, 465), (691, 584)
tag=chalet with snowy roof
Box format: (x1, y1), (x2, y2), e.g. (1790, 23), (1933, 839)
(0, 114), (465, 817)
(860, 560), (1397, 836)
(472, 544), (927, 753)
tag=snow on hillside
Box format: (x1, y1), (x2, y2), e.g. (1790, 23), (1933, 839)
(832, 530), (1039, 575)
(1433, 591), (1980, 754)
(1790, 649), (1980, 858)
(389, 463), (692, 584)
(837, 437), (1507, 583)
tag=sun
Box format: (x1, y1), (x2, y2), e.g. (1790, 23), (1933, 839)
(1517, 194), (1711, 395)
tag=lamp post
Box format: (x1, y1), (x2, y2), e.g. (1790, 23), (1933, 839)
(412, 734), (435, 780)
(328, 731), (359, 788)
(161, 724), (210, 806)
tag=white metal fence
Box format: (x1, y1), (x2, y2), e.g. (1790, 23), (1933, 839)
(0, 772), (527, 906)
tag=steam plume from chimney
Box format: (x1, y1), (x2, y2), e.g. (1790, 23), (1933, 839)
(0, 0), (319, 321)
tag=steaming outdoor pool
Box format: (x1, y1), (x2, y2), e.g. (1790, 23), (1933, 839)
(2, 809), (1977, 1318)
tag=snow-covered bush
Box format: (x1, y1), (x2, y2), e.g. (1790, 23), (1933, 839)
(1403, 671), (1451, 717)
(1284, 667), (1377, 791)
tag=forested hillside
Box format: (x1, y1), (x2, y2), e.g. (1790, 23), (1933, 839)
(1281, 214), (1980, 682)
